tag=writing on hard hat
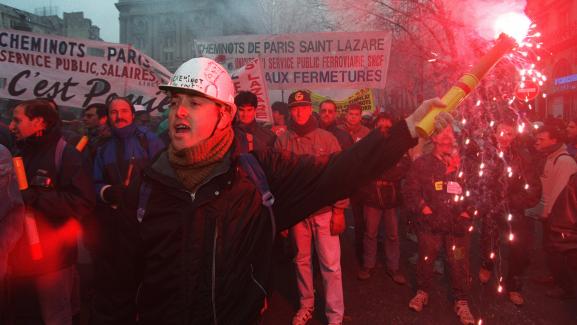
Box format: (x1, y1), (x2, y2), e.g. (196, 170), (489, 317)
(160, 57), (237, 116)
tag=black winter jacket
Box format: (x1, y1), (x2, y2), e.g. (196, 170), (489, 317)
(96, 121), (417, 325)
(321, 122), (354, 150)
(8, 128), (95, 276)
(358, 154), (411, 209)
(403, 153), (471, 235)
(234, 120), (276, 152)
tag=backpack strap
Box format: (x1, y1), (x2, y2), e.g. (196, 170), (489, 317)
(54, 137), (67, 172)
(554, 153), (573, 165)
(238, 153), (276, 242)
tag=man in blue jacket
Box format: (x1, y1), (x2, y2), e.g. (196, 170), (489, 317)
(91, 97), (165, 321)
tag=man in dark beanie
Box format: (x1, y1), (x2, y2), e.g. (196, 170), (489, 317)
(7, 99), (95, 325)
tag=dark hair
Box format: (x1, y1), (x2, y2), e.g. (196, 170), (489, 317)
(319, 99), (337, 110)
(16, 99), (61, 130)
(85, 103), (108, 119)
(347, 103), (362, 113)
(537, 124), (565, 143)
(108, 97), (135, 114)
(271, 101), (289, 118)
(234, 91), (258, 108)
(376, 112), (393, 123)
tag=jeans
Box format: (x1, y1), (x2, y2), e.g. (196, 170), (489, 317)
(291, 210), (344, 324)
(362, 206), (400, 271)
(416, 231), (471, 301)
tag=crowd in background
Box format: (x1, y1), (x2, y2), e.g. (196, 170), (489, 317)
(0, 87), (576, 325)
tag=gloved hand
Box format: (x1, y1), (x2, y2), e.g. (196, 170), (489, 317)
(21, 188), (38, 205)
(103, 185), (125, 206)
(330, 208), (346, 236)
(405, 98), (452, 138)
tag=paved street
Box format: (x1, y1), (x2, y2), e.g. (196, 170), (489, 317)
(262, 213), (577, 325)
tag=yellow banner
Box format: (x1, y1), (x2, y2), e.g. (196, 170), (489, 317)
(310, 88), (375, 117)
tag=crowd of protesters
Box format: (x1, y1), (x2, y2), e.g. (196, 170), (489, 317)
(0, 57), (576, 325)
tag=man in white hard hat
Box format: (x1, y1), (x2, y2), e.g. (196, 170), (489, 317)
(93, 57), (451, 325)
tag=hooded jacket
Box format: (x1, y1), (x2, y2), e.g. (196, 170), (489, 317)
(94, 121), (417, 325)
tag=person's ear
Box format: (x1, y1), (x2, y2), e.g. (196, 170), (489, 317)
(32, 117), (46, 131)
(216, 106), (232, 130)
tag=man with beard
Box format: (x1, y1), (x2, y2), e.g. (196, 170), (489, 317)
(91, 97), (165, 322)
(357, 113), (410, 285)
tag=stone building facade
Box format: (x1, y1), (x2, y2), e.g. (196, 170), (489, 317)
(0, 4), (101, 40)
(116, 0), (249, 72)
(527, 0), (577, 119)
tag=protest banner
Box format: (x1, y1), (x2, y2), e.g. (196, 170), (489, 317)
(231, 58), (272, 123)
(310, 88), (376, 117)
(195, 31), (392, 90)
(0, 29), (172, 113)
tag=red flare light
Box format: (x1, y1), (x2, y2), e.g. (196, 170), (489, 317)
(493, 12), (532, 44)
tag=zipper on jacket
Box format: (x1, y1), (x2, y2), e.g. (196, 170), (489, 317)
(211, 222), (218, 325)
(250, 263), (268, 296)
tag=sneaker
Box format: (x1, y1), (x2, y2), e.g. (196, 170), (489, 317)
(357, 267), (372, 280)
(508, 291), (524, 306)
(409, 290), (428, 312)
(546, 287), (576, 300)
(292, 307), (314, 325)
(454, 300), (475, 325)
(387, 269), (407, 285)
(478, 267), (491, 284)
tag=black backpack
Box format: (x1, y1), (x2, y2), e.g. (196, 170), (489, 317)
(545, 172), (577, 253)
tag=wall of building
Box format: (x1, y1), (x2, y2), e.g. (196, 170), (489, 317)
(0, 4), (101, 40)
(527, 0), (577, 120)
(116, 0), (249, 72)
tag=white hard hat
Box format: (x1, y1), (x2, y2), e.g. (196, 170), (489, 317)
(160, 57), (236, 116)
